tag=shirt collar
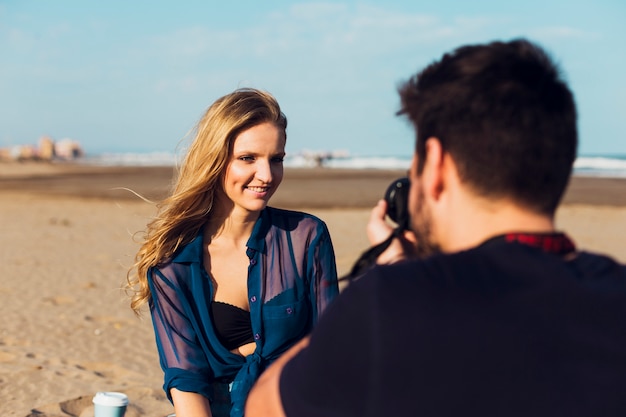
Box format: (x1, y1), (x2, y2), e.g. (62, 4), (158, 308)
(246, 207), (270, 255)
(480, 232), (576, 256)
(171, 208), (271, 264)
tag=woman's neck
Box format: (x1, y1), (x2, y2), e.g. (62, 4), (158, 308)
(205, 207), (260, 245)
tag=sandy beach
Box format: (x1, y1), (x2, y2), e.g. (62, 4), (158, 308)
(2, 162), (626, 417)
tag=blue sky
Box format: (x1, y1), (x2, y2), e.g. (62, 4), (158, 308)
(1, 0), (625, 157)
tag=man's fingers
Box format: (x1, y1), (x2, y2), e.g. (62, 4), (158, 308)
(367, 200), (393, 245)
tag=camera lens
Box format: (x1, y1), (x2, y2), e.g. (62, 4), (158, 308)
(384, 177), (410, 229)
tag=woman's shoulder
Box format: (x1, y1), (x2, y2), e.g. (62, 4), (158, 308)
(153, 232), (204, 272)
(265, 206), (328, 232)
(266, 206), (325, 223)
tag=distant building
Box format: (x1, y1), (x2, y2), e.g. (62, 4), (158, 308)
(0, 135), (84, 162)
(54, 138), (84, 160)
(39, 136), (55, 161)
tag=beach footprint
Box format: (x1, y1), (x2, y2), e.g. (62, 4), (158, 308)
(75, 361), (135, 381)
(0, 350), (17, 362)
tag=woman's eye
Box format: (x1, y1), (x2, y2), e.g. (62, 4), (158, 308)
(272, 156), (285, 163)
(238, 155), (254, 162)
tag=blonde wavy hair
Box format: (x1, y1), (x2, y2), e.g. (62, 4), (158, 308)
(127, 88), (287, 314)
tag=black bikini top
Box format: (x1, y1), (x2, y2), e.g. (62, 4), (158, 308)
(211, 301), (255, 351)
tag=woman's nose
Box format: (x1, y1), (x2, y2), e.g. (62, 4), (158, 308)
(255, 160), (272, 182)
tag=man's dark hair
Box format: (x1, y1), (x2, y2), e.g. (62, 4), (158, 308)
(398, 38), (577, 215)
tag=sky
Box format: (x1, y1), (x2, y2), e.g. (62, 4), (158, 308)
(1, 0), (625, 158)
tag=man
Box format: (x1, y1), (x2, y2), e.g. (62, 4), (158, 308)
(245, 39), (626, 416)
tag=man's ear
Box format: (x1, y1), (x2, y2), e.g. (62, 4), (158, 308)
(421, 138), (445, 201)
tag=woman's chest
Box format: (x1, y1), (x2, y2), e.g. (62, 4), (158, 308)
(205, 244), (251, 309)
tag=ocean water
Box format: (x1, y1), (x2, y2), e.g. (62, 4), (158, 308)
(573, 155), (626, 178)
(82, 152), (626, 178)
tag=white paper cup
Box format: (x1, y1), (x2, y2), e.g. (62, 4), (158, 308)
(92, 392), (129, 417)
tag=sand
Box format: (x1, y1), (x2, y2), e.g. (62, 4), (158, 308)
(1, 162), (626, 417)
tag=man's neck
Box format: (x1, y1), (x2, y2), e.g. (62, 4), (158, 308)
(438, 198), (556, 254)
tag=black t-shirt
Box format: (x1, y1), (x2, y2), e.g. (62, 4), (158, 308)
(280, 239), (626, 417)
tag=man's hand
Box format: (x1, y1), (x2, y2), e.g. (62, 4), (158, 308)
(367, 200), (417, 264)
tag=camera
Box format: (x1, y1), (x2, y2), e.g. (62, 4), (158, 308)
(384, 177), (410, 230)
(342, 176), (412, 280)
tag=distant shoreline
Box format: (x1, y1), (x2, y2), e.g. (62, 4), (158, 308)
(1, 161), (626, 207)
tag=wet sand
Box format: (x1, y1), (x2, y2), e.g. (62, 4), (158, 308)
(2, 163), (626, 206)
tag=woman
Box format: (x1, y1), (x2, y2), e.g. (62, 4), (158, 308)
(126, 88), (339, 417)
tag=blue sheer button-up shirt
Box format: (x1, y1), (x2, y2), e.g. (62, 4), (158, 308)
(148, 207), (339, 417)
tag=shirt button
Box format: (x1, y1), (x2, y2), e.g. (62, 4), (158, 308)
(250, 296), (257, 303)
(254, 333), (261, 340)
(250, 258), (257, 266)
(286, 307), (293, 314)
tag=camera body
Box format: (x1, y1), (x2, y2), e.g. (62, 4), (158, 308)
(384, 177), (411, 230)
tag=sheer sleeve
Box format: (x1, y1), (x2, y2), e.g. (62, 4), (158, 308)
(148, 264), (215, 402)
(308, 221), (339, 323)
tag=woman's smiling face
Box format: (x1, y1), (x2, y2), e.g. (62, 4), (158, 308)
(220, 122), (286, 215)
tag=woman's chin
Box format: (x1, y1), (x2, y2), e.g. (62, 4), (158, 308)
(244, 200), (270, 213)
